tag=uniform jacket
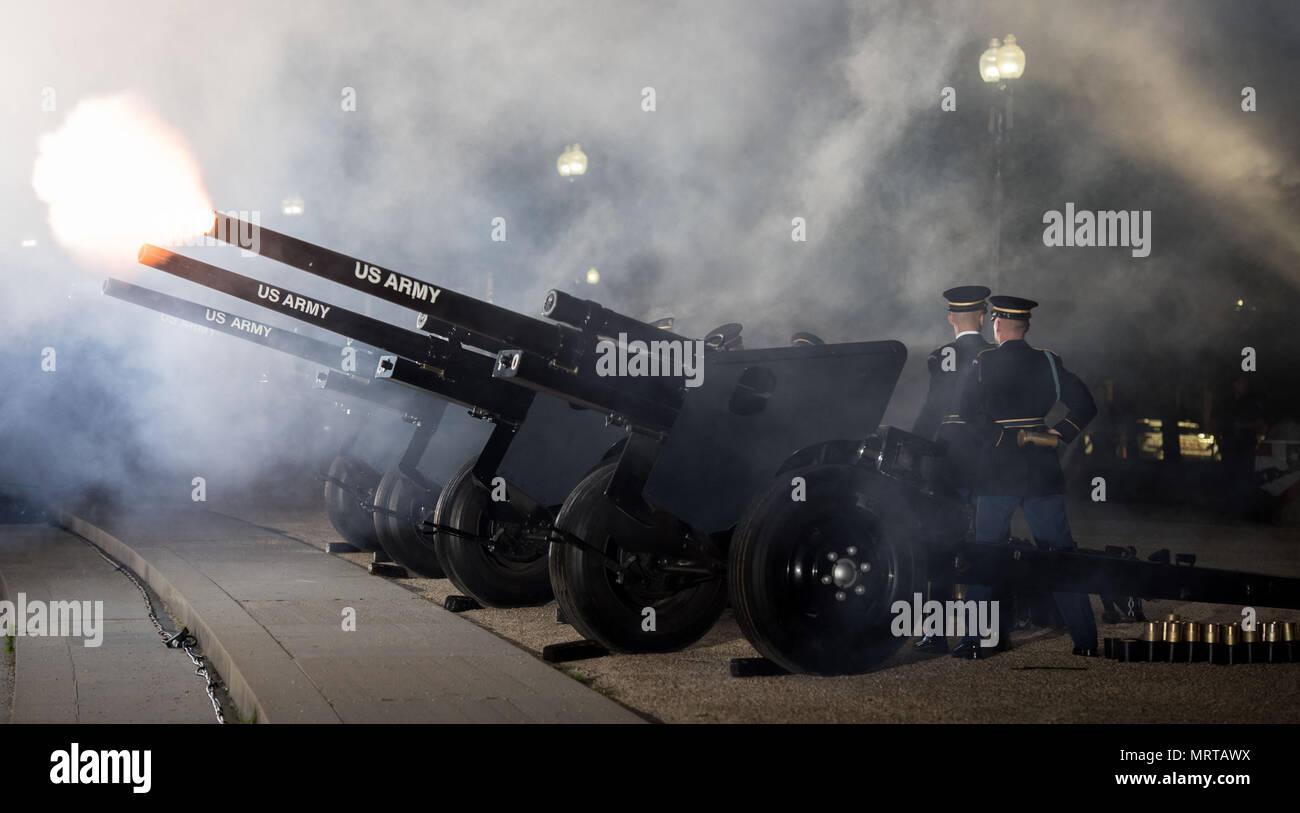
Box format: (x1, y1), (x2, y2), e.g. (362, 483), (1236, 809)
(912, 332), (996, 492)
(958, 338), (1097, 496)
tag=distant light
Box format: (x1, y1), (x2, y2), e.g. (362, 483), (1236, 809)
(257, 372), (270, 384)
(20, 238), (37, 248)
(1236, 299), (1244, 308)
(979, 38), (1002, 83)
(282, 196), (305, 216)
(557, 144), (588, 179)
(586, 267), (600, 284)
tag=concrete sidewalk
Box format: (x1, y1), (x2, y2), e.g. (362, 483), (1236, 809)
(0, 524), (217, 723)
(53, 505), (640, 723)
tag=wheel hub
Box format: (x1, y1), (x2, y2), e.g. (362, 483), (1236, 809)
(814, 545), (873, 602)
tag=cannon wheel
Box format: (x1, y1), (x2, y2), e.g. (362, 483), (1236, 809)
(430, 459), (553, 607)
(372, 468), (445, 578)
(729, 464), (923, 675)
(323, 454), (382, 552)
(549, 462), (726, 653)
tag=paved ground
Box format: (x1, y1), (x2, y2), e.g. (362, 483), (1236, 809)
(0, 524), (216, 723)
(14, 495), (1296, 724)
(49, 505), (640, 724)
(225, 503), (1300, 723)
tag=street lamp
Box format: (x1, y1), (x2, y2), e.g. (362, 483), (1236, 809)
(979, 38), (1001, 83)
(996, 34), (1026, 79)
(979, 33), (1027, 290)
(557, 144), (588, 180)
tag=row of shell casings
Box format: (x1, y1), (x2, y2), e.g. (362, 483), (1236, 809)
(1140, 619), (1298, 645)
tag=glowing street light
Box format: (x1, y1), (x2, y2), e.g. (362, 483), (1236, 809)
(979, 38), (1002, 83)
(586, 267), (600, 284)
(557, 144), (588, 180)
(996, 34), (1026, 79)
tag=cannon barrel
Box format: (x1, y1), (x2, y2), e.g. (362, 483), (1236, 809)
(103, 278), (438, 419)
(206, 214), (697, 382)
(208, 213), (577, 361)
(104, 277), (372, 372)
(200, 216), (690, 417)
(138, 244), (443, 364)
(135, 244), (535, 421)
(542, 288), (691, 346)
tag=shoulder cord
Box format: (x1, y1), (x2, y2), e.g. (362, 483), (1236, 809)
(1044, 349), (1060, 401)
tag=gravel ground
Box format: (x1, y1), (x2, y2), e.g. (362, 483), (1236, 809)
(217, 503), (1300, 723)
(0, 635), (12, 723)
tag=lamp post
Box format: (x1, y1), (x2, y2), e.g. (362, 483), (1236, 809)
(980, 34), (1026, 290)
(558, 144), (593, 286)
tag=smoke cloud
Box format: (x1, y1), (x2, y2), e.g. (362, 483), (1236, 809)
(1, 0), (1296, 499)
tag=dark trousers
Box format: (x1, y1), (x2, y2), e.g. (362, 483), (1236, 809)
(964, 494), (1098, 649)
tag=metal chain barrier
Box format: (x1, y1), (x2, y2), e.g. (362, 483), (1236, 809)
(77, 536), (226, 724)
(317, 471), (377, 515)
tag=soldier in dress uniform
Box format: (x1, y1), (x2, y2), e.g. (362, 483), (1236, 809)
(912, 285), (997, 496)
(952, 295), (1099, 659)
(911, 286), (995, 653)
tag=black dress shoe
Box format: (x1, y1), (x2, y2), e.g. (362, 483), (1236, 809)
(952, 638), (1011, 659)
(914, 636), (949, 654)
(951, 641), (985, 659)
(1073, 647), (1100, 657)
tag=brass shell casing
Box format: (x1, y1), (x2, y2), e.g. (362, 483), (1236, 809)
(1221, 624), (1239, 646)
(1140, 622), (1161, 642)
(1181, 622), (1203, 643)
(1016, 429), (1060, 448)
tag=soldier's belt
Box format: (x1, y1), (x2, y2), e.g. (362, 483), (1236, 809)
(996, 417), (1047, 429)
(1017, 429), (1059, 449)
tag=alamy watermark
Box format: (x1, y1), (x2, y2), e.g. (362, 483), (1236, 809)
(594, 333), (705, 388)
(50, 743), (151, 793)
(890, 592), (1001, 647)
(162, 208), (261, 257)
(0, 593), (104, 647)
(1042, 202), (1151, 258)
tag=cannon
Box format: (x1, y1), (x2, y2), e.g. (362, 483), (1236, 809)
(135, 215), (1300, 675)
(143, 216), (907, 660)
(133, 244), (627, 606)
(101, 277), (450, 568)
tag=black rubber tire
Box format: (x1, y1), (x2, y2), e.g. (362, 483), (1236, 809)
(549, 462), (726, 653)
(371, 468), (445, 578)
(728, 464), (924, 675)
(323, 455), (382, 552)
(430, 458), (553, 607)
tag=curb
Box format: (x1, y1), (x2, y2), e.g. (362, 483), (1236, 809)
(53, 510), (268, 724)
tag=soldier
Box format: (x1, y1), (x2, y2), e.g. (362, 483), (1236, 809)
(912, 286), (994, 654)
(912, 285), (996, 495)
(952, 295), (1099, 659)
